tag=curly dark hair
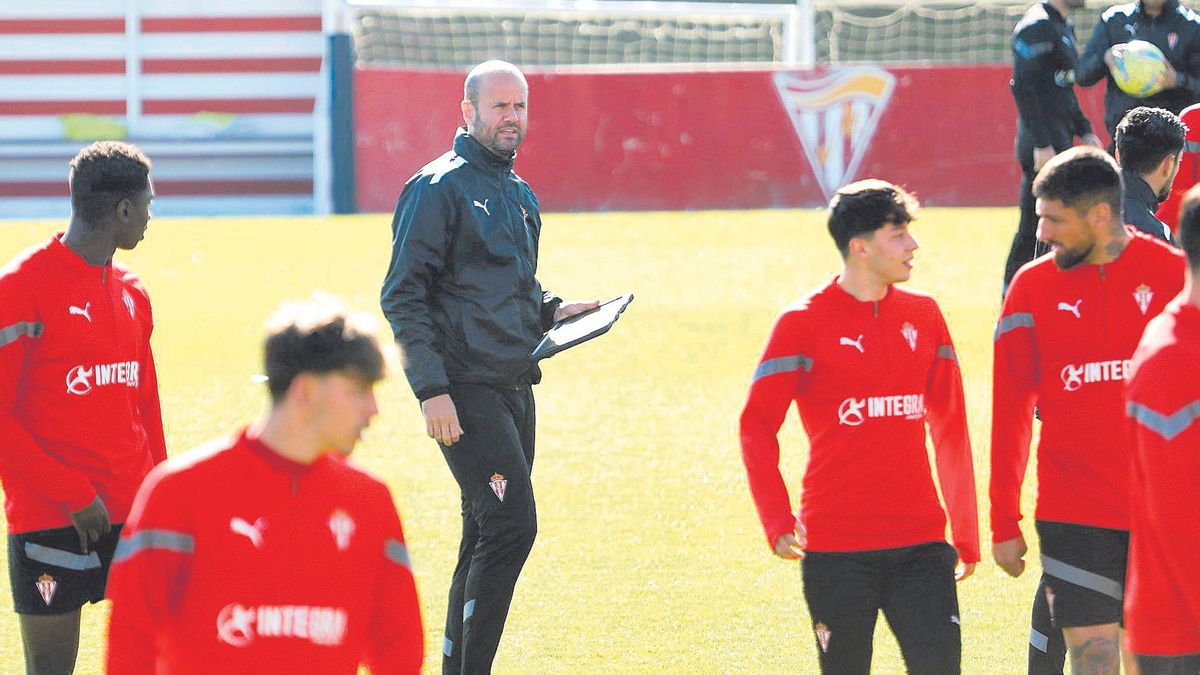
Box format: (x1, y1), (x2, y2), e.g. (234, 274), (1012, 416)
(68, 141), (151, 224)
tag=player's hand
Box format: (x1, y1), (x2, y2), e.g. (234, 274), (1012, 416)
(772, 519), (806, 560)
(1033, 146), (1055, 171)
(1082, 133), (1103, 148)
(1104, 43), (1126, 69)
(421, 394), (463, 446)
(993, 535), (1028, 578)
(69, 496), (111, 554)
(955, 560), (976, 582)
(1164, 61), (1180, 88)
(553, 300), (600, 322)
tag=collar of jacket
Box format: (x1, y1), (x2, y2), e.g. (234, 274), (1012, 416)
(49, 232), (112, 283)
(1042, 1), (1065, 24)
(453, 128), (516, 178)
(1137, 0), (1180, 17)
(1122, 168), (1161, 211)
(240, 427), (323, 477)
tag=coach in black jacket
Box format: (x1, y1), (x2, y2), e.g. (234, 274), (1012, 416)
(380, 60), (596, 675)
(1076, 0), (1200, 143)
(1004, 0), (1101, 292)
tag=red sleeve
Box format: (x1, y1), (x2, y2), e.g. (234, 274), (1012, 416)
(739, 309), (807, 547)
(0, 275), (95, 512)
(105, 466), (193, 674)
(365, 487), (424, 674)
(924, 305), (980, 563)
(990, 277), (1040, 543)
(139, 326), (166, 466)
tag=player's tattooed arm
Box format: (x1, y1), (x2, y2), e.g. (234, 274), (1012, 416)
(1068, 636), (1118, 675)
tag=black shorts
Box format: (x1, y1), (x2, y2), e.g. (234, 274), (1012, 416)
(1137, 653), (1200, 675)
(801, 541), (961, 675)
(1036, 520), (1128, 628)
(7, 524), (123, 615)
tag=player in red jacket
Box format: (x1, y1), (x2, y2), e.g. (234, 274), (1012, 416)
(991, 146), (1185, 675)
(0, 141), (165, 674)
(1125, 184), (1200, 673)
(105, 296), (424, 673)
(740, 180), (979, 674)
(1154, 102), (1200, 235)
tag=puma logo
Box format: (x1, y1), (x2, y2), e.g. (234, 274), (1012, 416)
(472, 199), (490, 216)
(1057, 299), (1082, 318)
(68, 303), (91, 322)
(840, 335), (865, 353)
(229, 517), (267, 549)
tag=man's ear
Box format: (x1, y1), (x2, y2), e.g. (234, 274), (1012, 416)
(1158, 152), (1179, 180)
(460, 99), (474, 129)
(1087, 200), (1116, 229)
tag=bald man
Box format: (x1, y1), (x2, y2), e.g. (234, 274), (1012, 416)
(381, 60), (596, 674)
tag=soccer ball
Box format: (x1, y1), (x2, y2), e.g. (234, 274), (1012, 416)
(1111, 40), (1169, 97)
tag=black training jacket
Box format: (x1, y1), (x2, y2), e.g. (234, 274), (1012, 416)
(381, 129), (561, 402)
(1011, 2), (1092, 147)
(1076, 0), (1200, 136)
(1121, 169), (1174, 242)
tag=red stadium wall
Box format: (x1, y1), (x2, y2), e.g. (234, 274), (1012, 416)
(355, 65), (1108, 212)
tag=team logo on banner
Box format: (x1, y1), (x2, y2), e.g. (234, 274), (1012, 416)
(773, 67), (897, 200)
(489, 473), (508, 502)
(901, 322), (918, 351)
(36, 574), (56, 606)
(1134, 284), (1153, 315)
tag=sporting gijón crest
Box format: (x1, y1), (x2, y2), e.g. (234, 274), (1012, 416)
(901, 322), (918, 351)
(1134, 284), (1154, 316)
(489, 473), (508, 502)
(36, 573), (56, 606)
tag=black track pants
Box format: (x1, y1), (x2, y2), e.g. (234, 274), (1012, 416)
(439, 382), (537, 675)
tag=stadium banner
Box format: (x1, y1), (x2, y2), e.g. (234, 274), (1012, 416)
(355, 65), (1106, 212)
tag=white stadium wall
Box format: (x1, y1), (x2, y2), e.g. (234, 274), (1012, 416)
(0, 0), (328, 218)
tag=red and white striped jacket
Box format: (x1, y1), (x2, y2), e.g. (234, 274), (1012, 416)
(990, 229), (1185, 542)
(0, 234), (165, 533)
(740, 278), (979, 562)
(1125, 298), (1200, 655)
(106, 430), (424, 674)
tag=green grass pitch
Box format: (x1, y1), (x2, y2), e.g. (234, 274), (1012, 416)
(0, 208), (1046, 673)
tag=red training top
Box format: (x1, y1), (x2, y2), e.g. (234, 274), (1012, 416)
(990, 229), (1185, 542)
(105, 430), (425, 674)
(1125, 298), (1200, 655)
(740, 278), (979, 562)
(0, 234), (165, 533)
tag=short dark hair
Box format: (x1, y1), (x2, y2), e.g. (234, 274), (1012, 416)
(1116, 106), (1187, 176)
(68, 141), (151, 224)
(827, 179), (919, 257)
(263, 296), (386, 403)
(1177, 184), (1200, 270)
(1032, 146), (1123, 218)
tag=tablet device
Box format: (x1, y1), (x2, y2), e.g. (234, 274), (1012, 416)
(530, 293), (634, 361)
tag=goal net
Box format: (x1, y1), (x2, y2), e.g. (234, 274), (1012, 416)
(347, 0), (808, 68)
(817, 1), (1105, 64)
